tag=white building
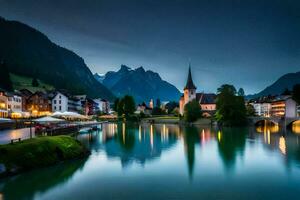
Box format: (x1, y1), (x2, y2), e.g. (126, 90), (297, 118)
(93, 98), (110, 114)
(251, 102), (271, 117)
(7, 93), (22, 118)
(51, 91), (68, 112)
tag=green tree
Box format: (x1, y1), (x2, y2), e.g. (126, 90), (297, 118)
(282, 88), (291, 95)
(156, 98), (161, 108)
(32, 77), (39, 87)
(238, 88), (245, 96)
(113, 98), (120, 111)
(292, 84), (300, 104)
(246, 104), (256, 116)
(165, 101), (179, 114)
(0, 60), (13, 91)
(184, 100), (202, 122)
(117, 95), (135, 117)
(216, 84), (247, 126)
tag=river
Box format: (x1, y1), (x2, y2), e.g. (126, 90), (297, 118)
(0, 122), (300, 199)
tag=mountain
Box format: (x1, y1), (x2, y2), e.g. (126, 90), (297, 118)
(0, 17), (114, 100)
(248, 71), (300, 99)
(95, 65), (181, 103)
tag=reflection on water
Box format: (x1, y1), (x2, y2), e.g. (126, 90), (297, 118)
(1, 122), (300, 199)
(0, 128), (35, 144)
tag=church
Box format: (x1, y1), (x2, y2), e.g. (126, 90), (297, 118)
(179, 66), (217, 117)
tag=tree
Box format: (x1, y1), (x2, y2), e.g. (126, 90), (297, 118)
(113, 98), (120, 111)
(0, 60), (13, 91)
(165, 101), (179, 114)
(238, 88), (245, 96)
(156, 98), (161, 108)
(117, 95), (136, 117)
(215, 84), (247, 126)
(246, 104), (256, 116)
(32, 77), (39, 87)
(184, 100), (202, 122)
(282, 88), (291, 95)
(292, 84), (300, 104)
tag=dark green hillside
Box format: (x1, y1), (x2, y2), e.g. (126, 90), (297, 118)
(0, 17), (114, 100)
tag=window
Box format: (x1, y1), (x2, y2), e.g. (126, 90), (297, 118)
(54, 100), (56, 104)
(59, 106), (61, 111)
(59, 95), (61, 99)
(54, 106), (56, 110)
(59, 100), (61, 104)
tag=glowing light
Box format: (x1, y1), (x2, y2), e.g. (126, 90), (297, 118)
(218, 131), (222, 142)
(279, 136), (286, 155)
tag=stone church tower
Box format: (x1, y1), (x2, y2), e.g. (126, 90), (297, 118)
(179, 66), (197, 115)
(183, 66), (197, 104)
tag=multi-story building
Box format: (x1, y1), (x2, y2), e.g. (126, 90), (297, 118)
(51, 91), (68, 112)
(7, 93), (23, 118)
(93, 98), (110, 114)
(251, 102), (272, 117)
(271, 96), (297, 118)
(18, 89), (33, 112)
(0, 90), (8, 118)
(26, 91), (51, 116)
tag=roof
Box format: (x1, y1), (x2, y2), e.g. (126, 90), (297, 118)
(196, 93), (216, 104)
(184, 66), (197, 90)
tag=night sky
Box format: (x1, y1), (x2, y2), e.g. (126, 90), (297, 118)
(1, 0), (299, 94)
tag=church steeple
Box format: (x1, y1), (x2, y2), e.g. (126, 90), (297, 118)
(184, 64), (197, 90)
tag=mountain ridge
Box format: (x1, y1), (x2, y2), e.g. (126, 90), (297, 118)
(0, 17), (115, 100)
(247, 71), (300, 99)
(95, 65), (181, 103)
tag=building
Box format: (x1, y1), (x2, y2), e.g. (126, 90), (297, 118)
(252, 102), (272, 117)
(93, 98), (110, 114)
(6, 93), (23, 118)
(271, 96), (297, 118)
(136, 102), (152, 115)
(179, 66), (216, 117)
(51, 91), (82, 113)
(0, 90), (8, 118)
(26, 91), (51, 116)
(197, 93), (217, 117)
(18, 89), (33, 112)
(51, 91), (68, 112)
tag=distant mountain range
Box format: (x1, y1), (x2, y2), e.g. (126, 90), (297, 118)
(248, 71), (300, 99)
(95, 65), (181, 103)
(0, 17), (114, 100)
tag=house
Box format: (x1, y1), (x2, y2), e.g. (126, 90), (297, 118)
(248, 96), (274, 117)
(271, 95), (297, 118)
(18, 89), (33, 112)
(6, 92), (23, 118)
(136, 102), (152, 115)
(0, 90), (8, 118)
(26, 91), (51, 116)
(75, 95), (98, 115)
(179, 66), (216, 117)
(51, 91), (68, 112)
(51, 90), (82, 113)
(93, 98), (110, 114)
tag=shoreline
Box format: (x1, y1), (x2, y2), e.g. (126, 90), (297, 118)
(0, 136), (90, 178)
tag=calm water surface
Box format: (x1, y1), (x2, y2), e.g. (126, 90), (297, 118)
(1, 123), (300, 200)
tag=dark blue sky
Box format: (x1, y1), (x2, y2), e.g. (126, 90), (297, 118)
(1, 0), (299, 94)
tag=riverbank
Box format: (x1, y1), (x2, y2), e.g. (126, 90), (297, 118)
(0, 136), (90, 178)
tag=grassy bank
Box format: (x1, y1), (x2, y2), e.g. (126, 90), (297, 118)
(0, 136), (89, 178)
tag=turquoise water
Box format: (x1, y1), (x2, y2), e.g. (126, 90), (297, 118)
(1, 123), (300, 200)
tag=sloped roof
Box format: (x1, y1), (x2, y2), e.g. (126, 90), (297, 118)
(184, 66), (197, 90)
(196, 93), (216, 104)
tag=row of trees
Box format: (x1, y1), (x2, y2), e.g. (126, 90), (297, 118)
(114, 95), (136, 117)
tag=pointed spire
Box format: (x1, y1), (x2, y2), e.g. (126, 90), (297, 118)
(184, 64), (197, 90)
